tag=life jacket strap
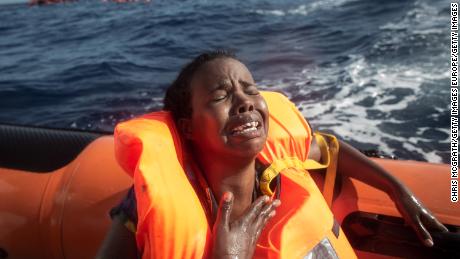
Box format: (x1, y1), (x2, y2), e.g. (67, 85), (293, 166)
(259, 132), (340, 209)
(315, 132), (340, 208)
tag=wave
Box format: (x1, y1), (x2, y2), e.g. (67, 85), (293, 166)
(253, 0), (358, 17)
(260, 52), (449, 163)
(0, 0), (450, 163)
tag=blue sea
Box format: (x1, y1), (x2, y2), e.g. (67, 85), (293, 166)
(0, 0), (452, 163)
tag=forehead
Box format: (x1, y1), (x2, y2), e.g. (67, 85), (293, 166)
(191, 58), (254, 88)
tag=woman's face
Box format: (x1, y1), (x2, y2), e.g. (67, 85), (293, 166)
(183, 58), (269, 159)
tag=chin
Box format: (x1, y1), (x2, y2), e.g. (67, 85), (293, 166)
(233, 138), (266, 158)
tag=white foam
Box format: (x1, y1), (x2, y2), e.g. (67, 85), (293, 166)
(424, 151), (443, 164)
(377, 0), (449, 50)
(259, 51), (448, 163)
(254, 0), (449, 163)
(254, 9), (285, 16)
(253, 0), (357, 17)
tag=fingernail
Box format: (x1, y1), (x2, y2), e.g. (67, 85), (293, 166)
(273, 199), (281, 206)
(263, 195), (269, 202)
(223, 192), (232, 202)
(269, 211), (276, 217)
(424, 239), (433, 247)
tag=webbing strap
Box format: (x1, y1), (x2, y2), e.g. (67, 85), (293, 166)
(259, 132), (340, 208)
(317, 132), (339, 208)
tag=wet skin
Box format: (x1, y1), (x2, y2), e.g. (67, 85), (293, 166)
(97, 57), (280, 259)
(212, 193), (280, 259)
(179, 58), (279, 259)
(180, 57), (272, 222)
(97, 57), (449, 259)
(182, 57), (269, 160)
(182, 58), (449, 251)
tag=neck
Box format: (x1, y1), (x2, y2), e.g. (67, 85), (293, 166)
(194, 151), (256, 222)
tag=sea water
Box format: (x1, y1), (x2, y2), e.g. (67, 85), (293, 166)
(0, 0), (451, 163)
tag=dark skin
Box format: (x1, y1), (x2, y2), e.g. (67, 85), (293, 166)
(98, 58), (280, 259)
(309, 138), (448, 246)
(97, 57), (447, 258)
(212, 193), (280, 259)
(181, 58), (271, 222)
(181, 58), (280, 258)
(335, 141), (448, 246)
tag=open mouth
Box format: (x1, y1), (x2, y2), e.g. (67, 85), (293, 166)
(230, 121), (261, 136)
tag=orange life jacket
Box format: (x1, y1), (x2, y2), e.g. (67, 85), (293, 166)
(114, 91), (356, 259)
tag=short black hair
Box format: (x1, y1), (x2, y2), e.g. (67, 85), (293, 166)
(163, 50), (237, 121)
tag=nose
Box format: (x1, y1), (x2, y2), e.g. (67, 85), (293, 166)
(232, 91), (254, 114)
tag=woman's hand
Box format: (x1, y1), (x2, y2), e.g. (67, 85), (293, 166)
(393, 185), (449, 247)
(334, 140), (449, 247)
(212, 192), (281, 259)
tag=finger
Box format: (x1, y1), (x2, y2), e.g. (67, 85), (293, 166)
(242, 195), (270, 224)
(411, 216), (434, 247)
(255, 199), (281, 223)
(253, 200), (281, 232)
(254, 210), (277, 240)
(431, 218), (449, 233)
(421, 213), (449, 233)
(215, 192), (234, 230)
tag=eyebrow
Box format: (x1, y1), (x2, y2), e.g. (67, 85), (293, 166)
(208, 79), (255, 93)
(239, 79), (256, 87)
(208, 80), (230, 93)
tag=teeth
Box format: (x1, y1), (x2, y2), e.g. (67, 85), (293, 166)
(240, 127), (257, 133)
(233, 125), (245, 132)
(232, 121), (259, 133)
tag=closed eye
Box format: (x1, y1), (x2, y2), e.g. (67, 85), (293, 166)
(212, 90), (228, 102)
(245, 84), (260, 95)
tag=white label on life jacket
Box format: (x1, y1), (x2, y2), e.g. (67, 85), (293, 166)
(303, 237), (339, 259)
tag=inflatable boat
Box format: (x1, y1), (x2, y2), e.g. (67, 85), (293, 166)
(0, 123), (458, 259)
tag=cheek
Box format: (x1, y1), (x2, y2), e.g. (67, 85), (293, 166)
(260, 97), (269, 113)
(256, 99), (269, 131)
(191, 108), (228, 141)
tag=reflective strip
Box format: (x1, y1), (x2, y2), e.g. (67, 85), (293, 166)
(303, 238), (339, 259)
(332, 218), (340, 238)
